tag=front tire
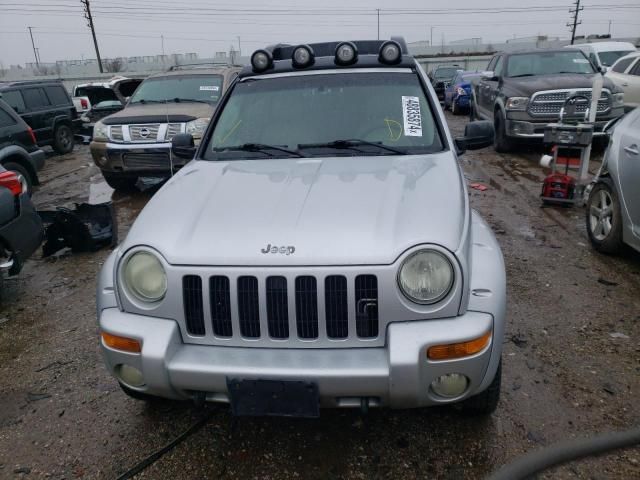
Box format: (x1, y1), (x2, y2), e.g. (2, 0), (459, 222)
(459, 358), (501, 415)
(494, 111), (515, 153)
(586, 180), (623, 254)
(102, 171), (138, 192)
(451, 100), (459, 115)
(2, 161), (33, 196)
(52, 124), (74, 154)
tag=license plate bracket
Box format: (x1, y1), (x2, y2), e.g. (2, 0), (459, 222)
(227, 379), (319, 418)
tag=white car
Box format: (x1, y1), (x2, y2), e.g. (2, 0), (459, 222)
(566, 41), (637, 72)
(606, 52), (640, 109)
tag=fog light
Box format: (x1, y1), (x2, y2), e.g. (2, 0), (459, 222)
(335, 42), (358, 66)
(430, 373), (469, 398)
(97, 155), (108, 166)
(115, 364), (144, 387)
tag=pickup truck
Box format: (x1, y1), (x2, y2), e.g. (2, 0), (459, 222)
(471, 49), (625, 152)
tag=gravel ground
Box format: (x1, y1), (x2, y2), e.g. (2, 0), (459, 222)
(0, 113), (638, 479)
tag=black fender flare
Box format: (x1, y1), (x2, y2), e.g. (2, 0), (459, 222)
(0, 145), (39, 185)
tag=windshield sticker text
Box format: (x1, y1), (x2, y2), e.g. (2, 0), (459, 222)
(200, 86), (220, 91)
(573, 58), (589, 64)
(402, 96), (423, 137)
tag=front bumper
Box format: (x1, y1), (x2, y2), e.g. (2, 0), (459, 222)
(99, 308), (499, 409)
(504, 108), (624, 139)
(90, 141), (189, 175)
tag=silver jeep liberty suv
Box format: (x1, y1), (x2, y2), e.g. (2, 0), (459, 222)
(97, 38), (506, 417)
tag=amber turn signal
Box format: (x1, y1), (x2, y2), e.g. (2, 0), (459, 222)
(427, 331), (492, 361)
(101, 332), (142, 353)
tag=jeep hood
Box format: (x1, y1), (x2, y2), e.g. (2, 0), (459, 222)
(122, 154), (467, 266)
(504, 73), (621, 96)
(101, 101), (215, 125)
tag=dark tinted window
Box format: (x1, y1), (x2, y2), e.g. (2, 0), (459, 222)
(629, 59), (640, 76)
(487, 56), (498, 71)
(22, 88), (51, 110)
(45, 85), (70, 105)
(599, 50), (635, 67)
(611, 57), (635, 73)
(2, 90), (26, 113)
(0, 107), (17, 128)
(494, 56), (505, 76)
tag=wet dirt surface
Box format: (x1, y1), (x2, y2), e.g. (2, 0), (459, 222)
(0, 117), (639, 479)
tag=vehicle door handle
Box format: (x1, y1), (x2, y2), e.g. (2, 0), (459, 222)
(624, 144), (639, 155)
(621, 83), (629, 87)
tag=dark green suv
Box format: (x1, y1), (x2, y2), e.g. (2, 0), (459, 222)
(0, 80), (79, 154)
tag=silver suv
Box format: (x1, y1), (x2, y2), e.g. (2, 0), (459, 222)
(97, 38), (505, 416)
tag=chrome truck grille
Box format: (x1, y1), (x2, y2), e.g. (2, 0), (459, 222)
(528, 89), (611, 117)
(181, 273), (380, 347)
(129, 124), (161, 142)
(107, 123), (185, 142)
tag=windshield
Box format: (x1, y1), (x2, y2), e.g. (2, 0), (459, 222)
(460, 73), (483, 83)
(204, 72), (443, 160)
(599, 50), (635, 67)
(506, 51), (596, 77)
(434, 67), (459, 79)
(129, 74), (223, 104)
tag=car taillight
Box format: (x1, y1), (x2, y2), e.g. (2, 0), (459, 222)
(27, 127), (37, 145)
(80, 98), (89, 110)
(0, 171), (23, 196)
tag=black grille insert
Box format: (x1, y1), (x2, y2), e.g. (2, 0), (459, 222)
(355, 275), (378, 338)
(325, 275), (348, 339)
(266, 276), (289, 339)
(237, 276), (260, 338)
(295, 276), (318, 339)
(183, 275), (205, 336)
(210, 276), (232, 337)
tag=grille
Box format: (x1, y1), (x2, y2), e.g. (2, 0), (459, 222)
(181, 274), (380, 344)
(128, 124), (160, 142)
(109, 125), (123, 142)
(122, 152), (170, 170)
(183, 275), (205, 336)
(165, 123), (183, 141)
(529, 89), (610, 117)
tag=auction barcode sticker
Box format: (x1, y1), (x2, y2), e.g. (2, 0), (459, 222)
(200, 85), (220, 91)
(402, 96), (422, 137)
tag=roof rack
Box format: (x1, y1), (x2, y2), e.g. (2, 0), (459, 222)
(168, 62), (240, 71)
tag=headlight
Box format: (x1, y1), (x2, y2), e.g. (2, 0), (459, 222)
(185, 117), (210, 139)
(456, 87), (467, 96)
(398, 250), (454, 304)
(93, 121), (108, 141)
(122, 251), (167, 303)
(505, 97), (529, 111)
(612, 92), (624, 107)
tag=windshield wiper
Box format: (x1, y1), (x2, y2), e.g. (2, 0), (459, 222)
(171, 98), (210, 103)
(213, 143), (306, 158)
(130, 99), (166, 104)
(298, 139), (408, 155)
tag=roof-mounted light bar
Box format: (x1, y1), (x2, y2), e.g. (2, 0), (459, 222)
(251, 49), (273, 73)
(379, 40), (402, 65)
(334, 42), (358, 66)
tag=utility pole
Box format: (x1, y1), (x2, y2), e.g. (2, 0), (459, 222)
(35, 48), (41, 64)
(161, 35), (165, 57)
(567, 0), (583, 45)
(608, 20), (612, 36)
(237, 36), (241, 56)
(377, 9), (380, 40)
(81, 0), (103, 73)
(28, 27), (39, 67)
(430, 26), (434, 46)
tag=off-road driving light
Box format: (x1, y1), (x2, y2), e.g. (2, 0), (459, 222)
(115, 364), (145, 387)
(379, 40), (402, 65)
(292, 45), (315, 68)
(101, 332), (142, 353)
(398, 250), (454, 304)
(430, 373), (469, 398)
(335, 42), (358, 66)
(123, 251), (167, 303)
(251, 49), (273, 72)
(427, 331), (492, 360)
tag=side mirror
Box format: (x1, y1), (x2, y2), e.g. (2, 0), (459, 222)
(172, 133), (196, 159)
(481, 71), (497, 81)
(455, 121), (494, 154)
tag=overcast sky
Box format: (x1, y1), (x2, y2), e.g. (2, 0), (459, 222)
(1, 0), (638, 66)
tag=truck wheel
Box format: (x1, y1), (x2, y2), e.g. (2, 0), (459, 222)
(102, 172), (138, 192)
(2, 161), (32, 196)
(52, 124), (75, 154)
(459, 358), (501, 416)
(586, 180), (623, 254)
(493, 112), (514, 153)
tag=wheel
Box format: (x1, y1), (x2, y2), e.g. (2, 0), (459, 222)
(493, 111), (515, 153)
(2, 161), (32, 196)
(586, 180), (623, 254)
(451, 99), (459, 115)
(459, 358), (501, 416)
(52, 124), (74, 154)
(102, 171), (138, 192)
(469, 101), (476, 120)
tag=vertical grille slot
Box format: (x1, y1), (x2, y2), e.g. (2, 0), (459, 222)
(325, 275), (348, 339)
(295, 276), (318, 339)
(209, 276), (232, 337)
(237, 276), (260, 338)
(355, 275), (378, 338)
(183, 275), (205, 336)
(266, 276), (289, 339)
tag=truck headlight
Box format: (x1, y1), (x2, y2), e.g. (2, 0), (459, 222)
(398, 250), (454, 304)
(505, 97), (529, 111)
(185, 118), (210, 139)
(612, 92), (624, 108)
(122, 251), (167, 303)
(93, 121), (108, 141)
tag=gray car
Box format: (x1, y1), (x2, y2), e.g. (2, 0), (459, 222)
(586, 108), (640, 253)
(97, 39), (505, 416)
